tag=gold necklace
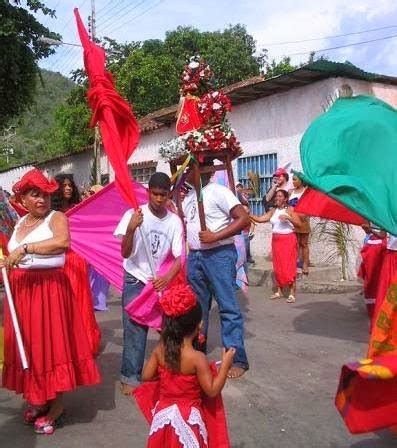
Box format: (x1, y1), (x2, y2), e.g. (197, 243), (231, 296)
(23, 215), (43, 228)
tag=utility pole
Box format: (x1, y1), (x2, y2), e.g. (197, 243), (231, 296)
(90, 0), (101, 185)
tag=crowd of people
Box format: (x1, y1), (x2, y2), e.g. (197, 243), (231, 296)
(2, 164), (391, 445)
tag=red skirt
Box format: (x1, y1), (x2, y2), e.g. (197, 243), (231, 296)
(2, 268), (101, 405)
(272, 233), (298, 287)
(64, 250), (101, 356)
(373, 250), (397, 326)
(357, 240), (386, 319)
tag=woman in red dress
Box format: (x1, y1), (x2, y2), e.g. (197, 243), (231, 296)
(357, 223), (386, 321)
(51, 174), (101, 355)
(251, 190), (302, 303)
(134, 284), (234, 447)
(2, 169), (100, 434)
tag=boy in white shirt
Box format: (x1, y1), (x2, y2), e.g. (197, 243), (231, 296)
(114, 172), (183, 394)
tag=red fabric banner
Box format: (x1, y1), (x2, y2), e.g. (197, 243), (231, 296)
(74, 9), (140, 209)
(295, 188), (366, 226)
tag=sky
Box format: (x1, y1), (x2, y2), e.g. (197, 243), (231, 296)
(35, 0), (397, 78)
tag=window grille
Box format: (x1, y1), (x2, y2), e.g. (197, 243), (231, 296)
(129, 161), (158, 185)
(237, 153), (277, 215)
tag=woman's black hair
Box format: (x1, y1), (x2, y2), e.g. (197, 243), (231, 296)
(161, 302), (202, 372)
(51, 174), (81, 210)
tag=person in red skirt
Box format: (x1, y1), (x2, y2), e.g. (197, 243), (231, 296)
(357, 223), (386, 321)
(251, 190), (302, 303)
(372, 233), (397, 327)
(2, 169), (101, 434)
(134, 283), (234, 447)
(51, 173), (101, 356)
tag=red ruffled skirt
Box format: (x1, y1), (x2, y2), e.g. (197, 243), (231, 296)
(64, 250), (101, 356)
(2, 268), (101, 405)
(272, 233), (298, 287)
(134, 365), (230, 448)
(373, 250), (397, 325)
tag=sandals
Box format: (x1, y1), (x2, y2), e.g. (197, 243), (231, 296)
(269, 292), (282, 300)
(34, 414), (63, 435)
(23, 405), (49, 425)
(286, 295), (296, 303)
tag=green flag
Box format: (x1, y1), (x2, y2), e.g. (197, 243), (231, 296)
(298, 95), (397, 235)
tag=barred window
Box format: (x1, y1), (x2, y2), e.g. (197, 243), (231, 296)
(237, 154), (277, 215)
(129, 161), (158, 185)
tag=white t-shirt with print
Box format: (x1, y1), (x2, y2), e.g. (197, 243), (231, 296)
(114, 204), (183, 284)
(182, 182), (241, 250)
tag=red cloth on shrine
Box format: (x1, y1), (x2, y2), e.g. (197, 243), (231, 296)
(271, 233), (298, 287)
(176, 96), (204, 134)
(133, 364), (230, 448)
(2, 268), (100, 405)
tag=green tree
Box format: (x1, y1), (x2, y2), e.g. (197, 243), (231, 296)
(46, 24), (265, 156)
(264, 56), (297, 78)
(0, 1), (59, 130)
(43, 85), (93, 157)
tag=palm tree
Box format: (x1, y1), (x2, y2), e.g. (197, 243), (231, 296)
(312, 220), (358, 280)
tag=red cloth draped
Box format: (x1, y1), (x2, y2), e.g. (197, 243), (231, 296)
(271, 233), (298, 287)
(335, 356), (397, 434)
(74, 9), (140, 209)
(295, 188), (366, 226)
(176, 95), (204, 134)
(372, 251), (397, 328)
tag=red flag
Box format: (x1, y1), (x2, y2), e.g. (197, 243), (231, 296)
(295, 188), (366, 226)
(74, 9), (140, 209)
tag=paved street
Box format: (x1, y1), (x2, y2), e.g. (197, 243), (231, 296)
(1, 285), (396, 448)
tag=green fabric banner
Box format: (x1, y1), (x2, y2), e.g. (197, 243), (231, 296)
(298, 95), (397, 235)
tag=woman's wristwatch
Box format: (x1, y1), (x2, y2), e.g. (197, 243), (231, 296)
(22, 243), (29, 254)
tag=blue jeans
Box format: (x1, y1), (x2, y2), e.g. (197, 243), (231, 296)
(120, 271), (147, 385)
(187, 244), (249, 370)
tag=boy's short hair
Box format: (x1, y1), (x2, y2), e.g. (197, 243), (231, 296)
(148, 172), (171, 191)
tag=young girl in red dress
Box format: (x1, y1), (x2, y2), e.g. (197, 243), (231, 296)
(133, 284), (234, 447)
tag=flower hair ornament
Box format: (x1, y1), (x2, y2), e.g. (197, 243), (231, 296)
(159, 284), (197, 318)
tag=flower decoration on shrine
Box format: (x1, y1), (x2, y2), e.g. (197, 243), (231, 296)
(180, 55), (213, 95)
(159, 56), (243, 162)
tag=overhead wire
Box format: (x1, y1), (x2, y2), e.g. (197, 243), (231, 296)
(97, 0), (146, 33)
(260, 24), (397, 46)
(267, 25), (397, 47)
(286, 32), (397, 56)
(102, 0), (165, 36)
(96, 0), (131, 20)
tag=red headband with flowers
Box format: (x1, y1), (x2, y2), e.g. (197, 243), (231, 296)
(159, 284), (197, 318)
(12, 169), (59, 198)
